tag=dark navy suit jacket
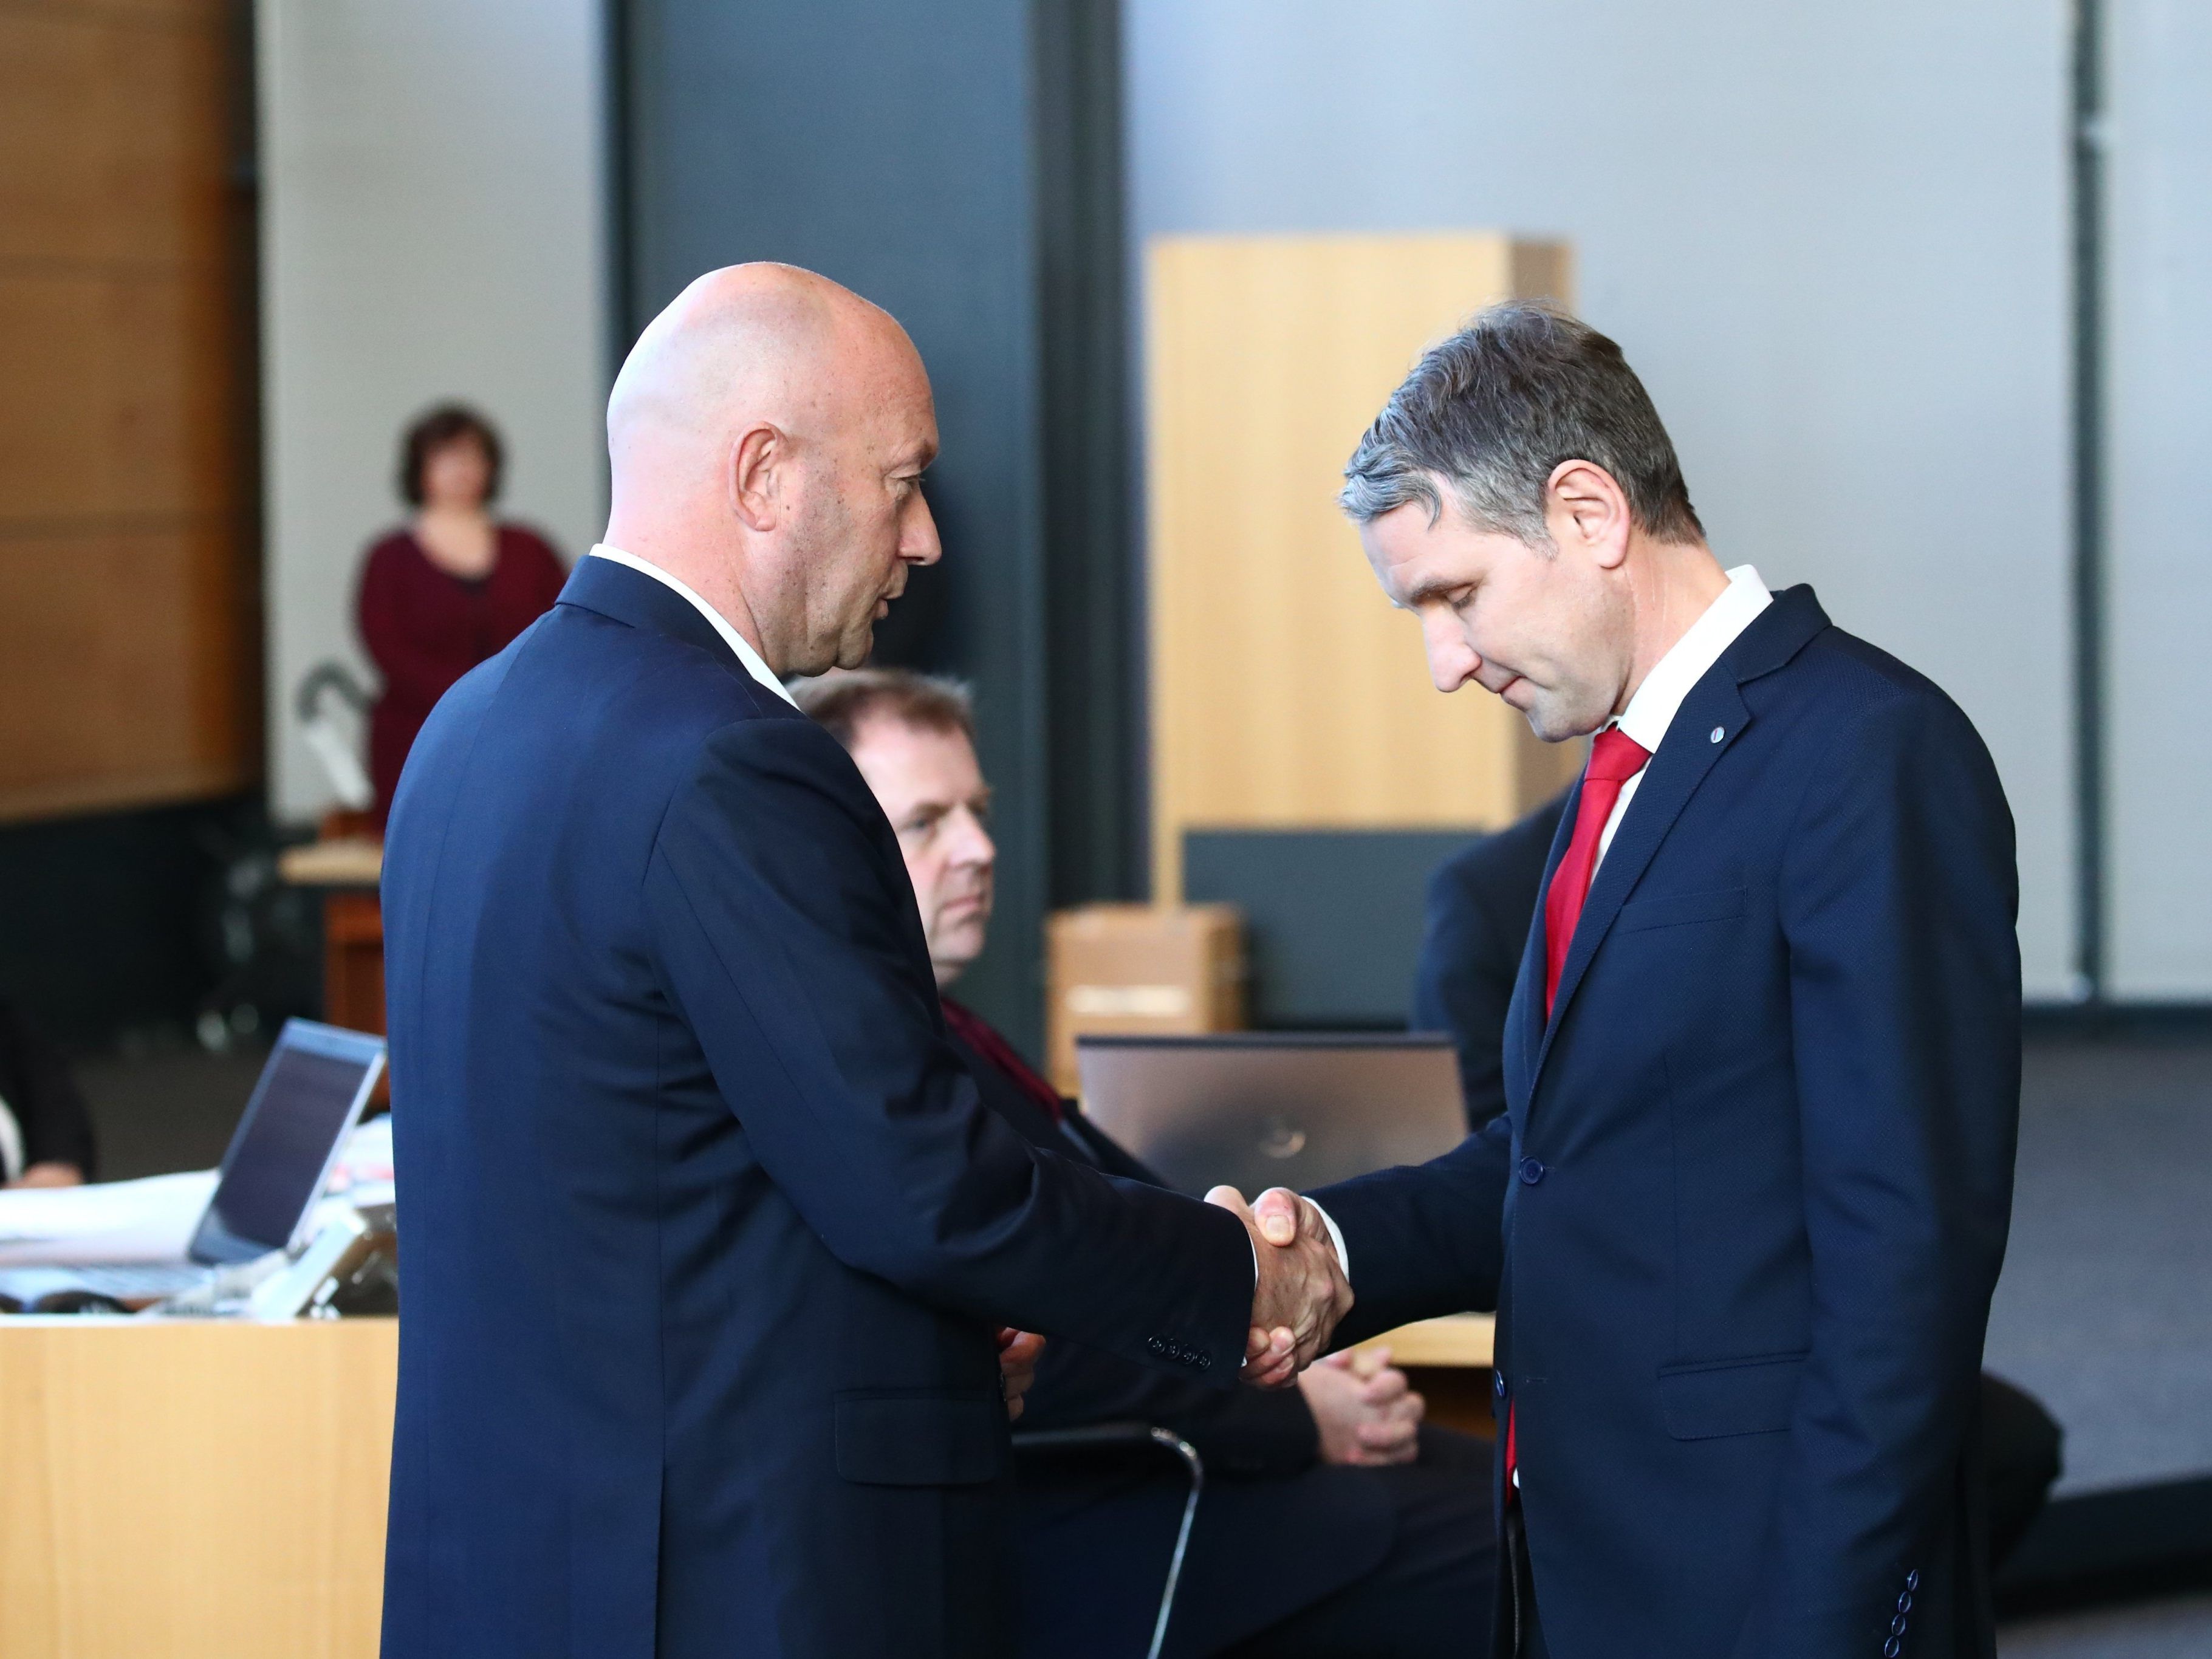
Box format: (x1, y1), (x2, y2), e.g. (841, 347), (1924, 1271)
(1314, 587), (2021, 1659)
(377, 557), (1253, 1659)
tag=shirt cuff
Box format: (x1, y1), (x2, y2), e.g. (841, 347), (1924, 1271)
(1306, 1198), (1351, 1284)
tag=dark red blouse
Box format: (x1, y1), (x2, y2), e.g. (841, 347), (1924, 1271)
(356, 525), (567, 826)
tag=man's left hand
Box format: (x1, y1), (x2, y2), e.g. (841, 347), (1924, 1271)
(998, 1327), (1045, 1421)
(1298, 1345), (1423, 1465)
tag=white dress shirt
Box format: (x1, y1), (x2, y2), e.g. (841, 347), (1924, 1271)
(587, 543), (797, 708)
(1309, 564), (1773, 1288)
(1593, 564), (1771, 872)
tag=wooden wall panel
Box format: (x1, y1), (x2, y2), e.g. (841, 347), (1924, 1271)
(0, 0), (256, 824)
(1145, 234), (1580, 898)
(0, 527), (251, 819)
(0, 4), (230, 269)
(0, 271), (239, 522)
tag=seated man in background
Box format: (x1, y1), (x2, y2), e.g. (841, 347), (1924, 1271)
(1413, 792), (1568, 1131)
(795, 668), (1495, 1659)
(0, 998), (95, 1188)
(1415, 798), (2064, 1572)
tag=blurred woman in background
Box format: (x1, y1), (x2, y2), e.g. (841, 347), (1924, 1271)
(357, 404), (567, 829)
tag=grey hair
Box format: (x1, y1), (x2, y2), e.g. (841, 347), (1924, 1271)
(1339, 302), (1704, 546)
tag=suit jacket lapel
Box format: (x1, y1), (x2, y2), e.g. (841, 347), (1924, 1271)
(1506, 782), (1579, 1133)
(1529, 672), (1751, 1092)
(1510, 584), (1832, 1109)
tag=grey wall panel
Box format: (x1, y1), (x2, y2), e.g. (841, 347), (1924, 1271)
(1184, 830), (1478, 1028)
(623, 0), (1133, 1050)
(1126, 0), (2076, 997)
(2106, 0), (2212, 997)
(257, 0), (609, 823)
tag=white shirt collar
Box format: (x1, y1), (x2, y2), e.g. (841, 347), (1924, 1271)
(586, 543), (796, 708)
(1611, 566), (1772, 754)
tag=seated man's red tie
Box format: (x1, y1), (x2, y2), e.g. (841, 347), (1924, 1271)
(1508, 725), (1653, 1501)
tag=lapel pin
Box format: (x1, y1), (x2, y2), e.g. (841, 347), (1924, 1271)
(1710, 727), (1724, 744)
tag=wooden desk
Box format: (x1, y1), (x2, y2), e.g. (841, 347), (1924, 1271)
(0, 1319), (395, 1659)
(1356, 1312), (1493, 1369)
(0, 1310), (1486, 1655)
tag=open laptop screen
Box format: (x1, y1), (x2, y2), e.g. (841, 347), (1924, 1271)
(1077, 1033), (1466, 1199)
(188, 1020), (386, 1265)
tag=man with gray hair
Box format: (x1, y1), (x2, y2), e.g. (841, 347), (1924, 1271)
(1234, 304), (2022, 1658)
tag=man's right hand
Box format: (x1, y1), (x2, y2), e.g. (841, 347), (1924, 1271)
(1206, 1184), (1352, 1387)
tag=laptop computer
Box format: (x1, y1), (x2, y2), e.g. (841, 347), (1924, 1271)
(0, 1019), (386, 1308)
(1075, 1033), (1468, 1199)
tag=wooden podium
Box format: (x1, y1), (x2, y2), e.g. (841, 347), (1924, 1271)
(0, 1319), (395, 1659)
(0, 1311), (1490, 1656)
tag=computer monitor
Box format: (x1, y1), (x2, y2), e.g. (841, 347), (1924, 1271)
(1075, 1033), (1467, 1199)
(185, 1019), (387, 1265)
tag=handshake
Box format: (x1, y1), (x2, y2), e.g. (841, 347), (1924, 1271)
(1208, 1185), (1355, 1388)
(996, 1184), (1352, 1419)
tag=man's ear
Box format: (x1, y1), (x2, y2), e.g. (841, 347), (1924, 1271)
(1545, 459), (1632, 570)
(728, 423), (785, 532)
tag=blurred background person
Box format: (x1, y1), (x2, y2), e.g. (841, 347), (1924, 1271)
(0, 997), (96, 1189)
(1414, 791), (1569, 1132)
(355, 404), (567, 830)
(798, 666), (1496, 1659)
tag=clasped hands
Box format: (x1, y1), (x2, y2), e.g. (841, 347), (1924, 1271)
(1207, 1184), (1354, 1387)
(995, 1184), (1351, 1416)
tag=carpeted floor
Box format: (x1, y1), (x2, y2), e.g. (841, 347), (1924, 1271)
(2001, 1590), (2212, 1657)
(1985, 1035), (2212, 1496)
(74, 1032), (271, 1181)
(1985, 1031), (2212, 1657)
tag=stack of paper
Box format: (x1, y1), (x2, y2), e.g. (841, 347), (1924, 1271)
(0, 1170), (218, 1268)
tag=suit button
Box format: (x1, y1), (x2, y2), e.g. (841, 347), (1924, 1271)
(1494, 1372), (1508, 1397)
(1906, 1569), (1920, 1592)
(1883, 1640), (1900, 1658)
(1147, 1336), (1165, 1353)
(1891, 1614), (1908, 1636)
(1197, 1354), (1212, 1370)
(1897, 1593), (1912, 1615)
(1518, 1157), (1546, 1185)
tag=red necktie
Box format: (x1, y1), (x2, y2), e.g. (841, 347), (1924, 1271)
(941, 996), (1064, 1124)
(1508, 726), (1652, 1501)
(1542, 727), (1654, 1017)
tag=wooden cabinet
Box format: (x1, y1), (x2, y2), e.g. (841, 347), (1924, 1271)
(1144, 234), (1582, 898)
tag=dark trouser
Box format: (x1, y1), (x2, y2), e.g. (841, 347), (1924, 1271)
(1979, 1371), (2062, 1572)
(1502, 1503), (1548, 1659)
(1215, 1426), (1497, 1659)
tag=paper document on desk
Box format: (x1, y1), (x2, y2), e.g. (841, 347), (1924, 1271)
(0, 1170), (218, 1266)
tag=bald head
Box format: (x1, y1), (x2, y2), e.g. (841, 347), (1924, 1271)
(602, 263), (941, 676)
